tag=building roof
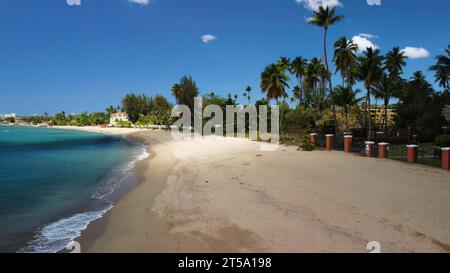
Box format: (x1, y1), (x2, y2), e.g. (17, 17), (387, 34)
(111, 112), (128, 116)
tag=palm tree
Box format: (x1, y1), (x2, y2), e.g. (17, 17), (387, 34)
(171, 76), (199, 112)
(429, 45), (450, 92)
(243, 86), (252, 105)
(292, 86), (302, 107)
(333, 37), (358, 86)
(384, 47), (407, 77)
(309, 6), (344, 133)
(290, 57), (307, 104)
(373, 73), (402, 132)
(260, 64), (290, 102)
(357, 47), (384, 139)
(334, 86), (362, 131)
(277, 57), (291, 70)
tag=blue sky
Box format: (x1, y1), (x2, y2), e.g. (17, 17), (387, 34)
(0, 0), (448, 115)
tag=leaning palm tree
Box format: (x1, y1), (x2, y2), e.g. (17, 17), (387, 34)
(260, 64), (290, 102)
(373, 73), (402, 132)
(290, 57), (308, 104)
(429, 45), (450, 92)
(357, 47), (384, 140)
(384, 47), (407, 77)
(309, 6), (344, 133)
(333, 37), (358, 86)
(334, 86), (362, 131)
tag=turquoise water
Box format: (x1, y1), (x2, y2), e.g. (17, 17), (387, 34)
(0, 126), (147, 253)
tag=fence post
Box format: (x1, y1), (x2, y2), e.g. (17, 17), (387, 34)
(344, 135), (352, 153)
(365, 141), (375, 158)
(378, 142), (389, 159)
(326, 134), (334, 151)
(442, 147), (450, 170)
(310, 133), (318, 147)
(407, 145), (418, 163)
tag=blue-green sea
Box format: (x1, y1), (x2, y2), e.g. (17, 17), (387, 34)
(0, 126), (147, 253)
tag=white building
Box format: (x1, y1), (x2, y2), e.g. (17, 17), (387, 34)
(109, 112), (129, 126)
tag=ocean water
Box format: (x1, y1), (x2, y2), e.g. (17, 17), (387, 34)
(0, 126), (148, 253)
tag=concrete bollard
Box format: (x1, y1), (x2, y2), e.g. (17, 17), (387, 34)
(442, 147), (450, 170)
(365, 141), (375, 157)
(407, 145), (418, 163)
(378, 143), (389, 159)
(344, 135), (353, 153)
(325, 134), (334, 151)
(310, 133), (318, 146)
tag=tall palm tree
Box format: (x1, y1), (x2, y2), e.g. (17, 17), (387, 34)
(384, 47), (407, 77)
(260, 64), (290, 102)
(334, 85), (362, 130)
(277, 57), (291, 70)
(333, 37), (358, 86)
(357, 47), (384, 139)
(171, 76), (199, 112)
(292, 86), (302, 107)
(309, 6), (344, 133)
(243, 86), (252, 105)
(373, 73), (402, 132)
(429, 45), (450, 92)
(290, 57), (307, 104)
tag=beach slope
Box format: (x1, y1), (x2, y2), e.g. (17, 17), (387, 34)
(83, 130), (450, 253)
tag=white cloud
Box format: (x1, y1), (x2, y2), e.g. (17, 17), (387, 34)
(201, 34), (218, 44)
(66, 0), (81, 6)
(351, 34), (379, 52)
(401, 47), (430, 59)
(295, 0), (342, 11)
(358, 33), (378, 39)
(129, 0), (150, 5)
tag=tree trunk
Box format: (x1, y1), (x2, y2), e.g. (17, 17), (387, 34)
(345, 107), (349, 131)
(367, 86), (372, 140)
(323, 28), (338, 134)
(384, 98), (389, 133)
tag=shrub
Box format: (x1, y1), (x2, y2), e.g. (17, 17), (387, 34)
(300, 134), (315, 151)
(435, 134), (450, 147)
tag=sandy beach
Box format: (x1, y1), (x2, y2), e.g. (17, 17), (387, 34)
(63, 127), (450, 253)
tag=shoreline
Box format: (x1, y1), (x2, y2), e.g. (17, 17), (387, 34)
(26, 126), (153, 253)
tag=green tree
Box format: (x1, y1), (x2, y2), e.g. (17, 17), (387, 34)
(333, 86), (362, 131)
(373, 73), (403, 132)
(333, 36), (357, 86)
(429, 45), (450, 92)
(384, 47), (407, 77)
(357, 47), (384, 139)
(171, 76), (199, 112)
(152, 94), (173, 126)
(121, 93), (152, 124)
(260, 64), (290, 102)
(290, 57), (307, 105)
(243, 86), (252, 105)
(309, 6), (344, 133)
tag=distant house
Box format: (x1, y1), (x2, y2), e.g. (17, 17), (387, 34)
(109, 112), (129, 126)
